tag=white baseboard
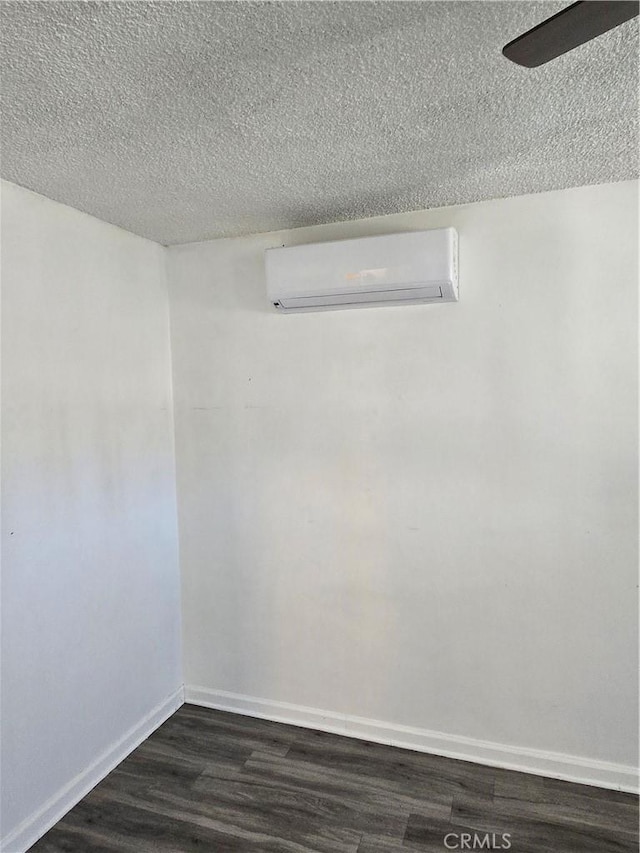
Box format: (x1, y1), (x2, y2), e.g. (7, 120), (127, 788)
(1, 687), (184, 853)
(185, 685), (639, 795)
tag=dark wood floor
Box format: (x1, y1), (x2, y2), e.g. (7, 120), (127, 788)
(30, 704), (639, 853)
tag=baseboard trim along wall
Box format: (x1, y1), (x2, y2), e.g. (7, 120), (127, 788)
(1, 687), (185, 853)
(185, 685), (639, 795)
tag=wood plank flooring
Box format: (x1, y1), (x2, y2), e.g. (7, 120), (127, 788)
(30, 704), (639, 852)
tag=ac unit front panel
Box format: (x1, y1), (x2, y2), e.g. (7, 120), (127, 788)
(266, 227), (458, 312)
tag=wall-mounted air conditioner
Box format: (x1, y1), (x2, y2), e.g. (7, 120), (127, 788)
(265, 227), (458, 313)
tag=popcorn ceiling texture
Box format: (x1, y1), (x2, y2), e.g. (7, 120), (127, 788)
(1, 1), (637, 245)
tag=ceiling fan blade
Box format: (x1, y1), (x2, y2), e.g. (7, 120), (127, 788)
(502, 1), (639, 67)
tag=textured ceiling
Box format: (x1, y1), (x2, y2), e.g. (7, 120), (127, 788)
(1, 1), (638, 245)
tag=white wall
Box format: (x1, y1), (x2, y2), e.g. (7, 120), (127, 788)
(1, 176), (636, 850)
(1, 181), (182, 850)
(168, 180), (638, 784)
